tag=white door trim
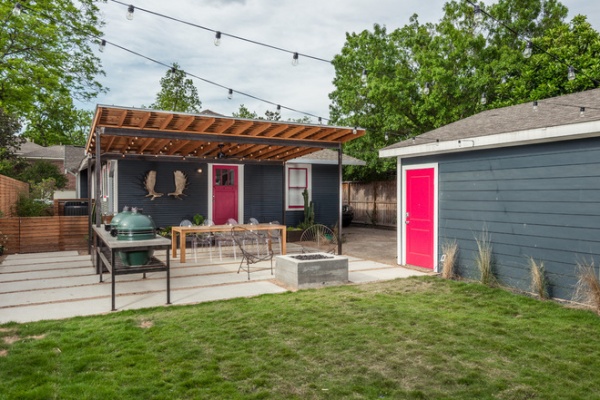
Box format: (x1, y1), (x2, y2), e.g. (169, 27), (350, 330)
(399, 161), (439, 271)
(207, 164), (244, 224)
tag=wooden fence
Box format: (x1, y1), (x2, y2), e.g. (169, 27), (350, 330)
(0, 216), (89, 254)
(0, 175), (29, 217)
(342, 181), (397, 228)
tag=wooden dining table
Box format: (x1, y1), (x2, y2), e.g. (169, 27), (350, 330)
(171, 223), (287, 263)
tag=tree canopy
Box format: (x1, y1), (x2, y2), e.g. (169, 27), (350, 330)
(149, 63), (202, 113)
(0, 0), (105, 146)
(330, 0), (600, 181)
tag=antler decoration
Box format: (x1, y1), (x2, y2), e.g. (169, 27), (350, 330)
(144, 170), (164, 200)
(168, 170), (189, 199)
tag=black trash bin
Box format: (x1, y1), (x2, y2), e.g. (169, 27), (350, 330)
(64, 201), (89, 216)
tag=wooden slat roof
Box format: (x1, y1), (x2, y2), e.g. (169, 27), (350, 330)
(85, 105), (365, 162)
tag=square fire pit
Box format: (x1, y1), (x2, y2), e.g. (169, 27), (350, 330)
(275, 253), (349, 290)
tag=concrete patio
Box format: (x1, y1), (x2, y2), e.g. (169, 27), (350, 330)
(0, 229), (428, 324)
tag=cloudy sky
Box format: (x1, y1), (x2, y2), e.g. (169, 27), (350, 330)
(84, 0), (600, 123)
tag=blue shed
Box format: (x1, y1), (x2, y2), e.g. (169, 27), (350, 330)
(380, 89), (600, 300)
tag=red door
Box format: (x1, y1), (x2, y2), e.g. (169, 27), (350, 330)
(405, 168), (435, 269)
(213, 165), (238, 225)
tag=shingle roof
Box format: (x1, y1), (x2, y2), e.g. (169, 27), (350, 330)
(290, 149), (366, 166)
(381, 88), (600, 152)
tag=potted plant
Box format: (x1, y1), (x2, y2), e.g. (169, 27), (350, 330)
(193, 213), (205, 226)
(287, 189), (315, 242)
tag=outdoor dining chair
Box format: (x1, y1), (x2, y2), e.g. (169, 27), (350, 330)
(231, 225), (274, 280)
(299, 224), (338, 254)
(214, 218), (238, 261)
(192, 219), (214, 262)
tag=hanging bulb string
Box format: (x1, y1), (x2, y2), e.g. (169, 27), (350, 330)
(95, 37), (332, 123)
(465, 0), (599, 87)
(108, 0), (332, 65)
(9, 1), (332, 123)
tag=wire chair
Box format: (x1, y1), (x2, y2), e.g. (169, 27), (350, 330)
(299, 224), (338, 254)
(231, 225), (274, 280)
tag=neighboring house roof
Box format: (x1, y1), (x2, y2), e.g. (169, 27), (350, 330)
(289, 149), (366, 166)
(17, 140), (86, 173)
(380, 88), (600, 159)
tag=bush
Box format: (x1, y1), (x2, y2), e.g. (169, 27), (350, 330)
(12, 194), (53, 217)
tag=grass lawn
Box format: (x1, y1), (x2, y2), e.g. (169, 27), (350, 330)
(2, 276), (600, 399)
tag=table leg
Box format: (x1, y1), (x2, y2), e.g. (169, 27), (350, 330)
(111, 249), (116, 311)
(166, 248), (171, 305)
(281, 227), (287, 255)
(180, 230), (187, 263)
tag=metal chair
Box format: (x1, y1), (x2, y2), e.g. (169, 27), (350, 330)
(268, 221), (283, 255)
(299, 224), (338, 254)
(231, 225), (274, 280)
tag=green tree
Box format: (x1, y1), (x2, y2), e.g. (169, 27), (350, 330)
(232, 104), (258, 119)
(149, 63), (202, 113)
(330, 0), (598, 181)
(0, 1), (105, 136)
(0, 108), (24, 161)
(18, 160), (67, 190)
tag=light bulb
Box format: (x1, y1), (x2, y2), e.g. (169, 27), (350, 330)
(384, 133), (389, 141)
(580, 107), (585, 117)
(568, 66), (576, 81)
(99, 39), (106, 53)
(277, 105), (281, 111)
(12, 2), (21, 16)
(214, 31), (221, 46)
(533, 100), (538, 112)
(480, 92), (487, 105)
(523, 41), (533, 58)
(361, 69), (368, 84)
(292, 52), (299, 66)
(227, 89), (233, 100)
(474, 4), (483, 24)
(423, 82), (430, 95)
(352, 127), (357, 135)
(126, 5), (134, 20)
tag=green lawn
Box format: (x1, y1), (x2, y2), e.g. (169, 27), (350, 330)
(1, 276), (600, 399)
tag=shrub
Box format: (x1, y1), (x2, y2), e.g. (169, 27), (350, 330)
(529, 257), (549, 300)
(441, 240), (458, 280)
(475, 230), (495, 287)
(574, 260), (600, 315)
(12, 194), (53, 217)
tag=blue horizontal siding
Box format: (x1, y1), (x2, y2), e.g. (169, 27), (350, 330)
(405, 138), (600, 300)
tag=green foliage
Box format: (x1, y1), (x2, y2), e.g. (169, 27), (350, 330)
(0, 0), (105, 141)
(18, 161), (67, 190)
(12, 193), (52, 217)
(330, 0), (600, 181)
(23, 100), (93, 146)
(297, 189), (315, 230)
(148, 63), (202, 113)
(0, 108), (24, 161)
(232, 104), (283, 121)
(192, 214), (205, 226)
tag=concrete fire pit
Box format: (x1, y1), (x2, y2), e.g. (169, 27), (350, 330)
(275, 253), (348, 290)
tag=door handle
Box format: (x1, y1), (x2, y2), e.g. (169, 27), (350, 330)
(405, 220), (410, 224)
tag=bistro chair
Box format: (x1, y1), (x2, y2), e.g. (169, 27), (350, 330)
(231, 225), (274, 280)
(214, 218), (238, 261)
(192, 219), (214, 262)
(268, 221), (283, 255)
(299, 224), (338, 254)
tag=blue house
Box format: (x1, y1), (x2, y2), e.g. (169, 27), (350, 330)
(83, 106), (364, 237)
(380, 89), (600, 300)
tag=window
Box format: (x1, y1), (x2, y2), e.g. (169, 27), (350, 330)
(286, 164), (311, 210)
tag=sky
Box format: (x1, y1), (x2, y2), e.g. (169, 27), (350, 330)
(84, 0), (600, 124)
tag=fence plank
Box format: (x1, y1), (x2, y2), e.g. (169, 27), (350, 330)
(343, 181), (397, 227)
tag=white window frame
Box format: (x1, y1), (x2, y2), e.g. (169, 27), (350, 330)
(285, 163), (311, 211)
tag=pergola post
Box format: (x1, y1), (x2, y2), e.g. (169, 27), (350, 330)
(338, 144), (343, 255)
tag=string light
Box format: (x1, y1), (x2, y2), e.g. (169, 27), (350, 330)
(214, 31), (221, 46)
(568, 66), (576, 81)
(480, 92), (487, 105)
(99, 39), (106, 53)
(126, 5), (134, 20)
(361, 69), (368, 84)
(533, 100), (538, 111)
(523, 41), (533, 58)
(12, 2), (22, 16)
(473, 4), (483, 24)
(423, 82), (430, 95)
(292, 52), (299, 66)
(580, 107), (585, 117)
(227, 88), (233, 100)
(352, 127), (358, 135)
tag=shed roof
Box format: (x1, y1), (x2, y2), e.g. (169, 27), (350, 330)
(85, 105), (365, 163)
(380, 88), (600, 159)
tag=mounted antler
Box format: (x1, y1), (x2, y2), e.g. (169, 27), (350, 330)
(168, 170), (189, 199)
(144, 170), (164, 200)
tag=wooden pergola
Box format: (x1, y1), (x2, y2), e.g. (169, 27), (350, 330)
(85, 105), (366, 254)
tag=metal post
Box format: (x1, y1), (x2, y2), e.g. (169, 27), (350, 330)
(94, 128), (103, 228)
(338, 144), (343, 255)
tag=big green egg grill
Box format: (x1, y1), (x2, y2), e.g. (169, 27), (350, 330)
(113, 210), (157, 266)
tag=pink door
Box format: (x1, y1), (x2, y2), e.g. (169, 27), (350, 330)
(405, 168), (435, 269)
(213, 165), (238, 225)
